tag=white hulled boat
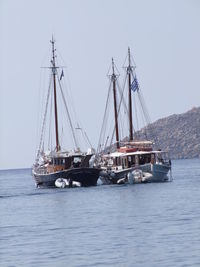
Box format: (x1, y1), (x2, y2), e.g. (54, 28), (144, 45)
(97, 49), (172, 184)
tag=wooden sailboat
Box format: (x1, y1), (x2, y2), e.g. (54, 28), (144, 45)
(97, 48), (172, 184)
(32, 38), (100, 187)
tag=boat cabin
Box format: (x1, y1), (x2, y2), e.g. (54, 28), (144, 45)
(46, 153), (92, 173)
(101, 150), (170, 170)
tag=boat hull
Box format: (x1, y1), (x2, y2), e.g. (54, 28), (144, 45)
(100, 163), (171, 184)
(33, 167), (101, 187)
(150, 163), (170, 182)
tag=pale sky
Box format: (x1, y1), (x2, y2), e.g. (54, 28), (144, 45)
(0, 0), (200, 169)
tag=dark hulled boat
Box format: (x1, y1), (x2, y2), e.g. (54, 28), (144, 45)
(32, 38), (100, 187)
(33, 151), (100, 187)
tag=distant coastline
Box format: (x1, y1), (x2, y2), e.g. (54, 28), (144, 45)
(139, 106), (200, 159)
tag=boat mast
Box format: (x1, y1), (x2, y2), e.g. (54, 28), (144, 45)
(111, 58), (120, 149)
(50, 37), (60, 152)
(127, 47), (133, 141)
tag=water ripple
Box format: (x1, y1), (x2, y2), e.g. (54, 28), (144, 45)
(1, 159), (200, 267)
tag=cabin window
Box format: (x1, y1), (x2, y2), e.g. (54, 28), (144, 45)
(151, 154), (155, 163)
(65, 157), (72, 169)
(74, 157), (82, 163)
(53, 158), (65, 165)
(118, 157), (121, 166)
(144, 154), (151, 163)
(156, 153), (165, 163)
(135, 155), (139, 165)
(139, 155), (145, 165)
(123, 158), (127, 168)
(72, 157), (82, 168)
(131, 156), (135, 165)
(126, 157), (130, 168)
(121, 158), (124, 168)
(115, 157), (119, 166)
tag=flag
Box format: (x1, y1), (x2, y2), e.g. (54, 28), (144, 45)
(60, 70), (64, 80)
(131, 76), (139, 92)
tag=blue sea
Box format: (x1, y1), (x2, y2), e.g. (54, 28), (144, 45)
(1, 159), (200, 267)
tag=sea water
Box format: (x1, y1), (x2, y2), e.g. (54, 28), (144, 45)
(0, 159), (200, 267)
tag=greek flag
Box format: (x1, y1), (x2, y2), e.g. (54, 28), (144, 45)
(131, 76), (139, 92)
(60, 70), (64, 80)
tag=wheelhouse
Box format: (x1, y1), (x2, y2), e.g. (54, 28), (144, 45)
(101, 150), (170, 170)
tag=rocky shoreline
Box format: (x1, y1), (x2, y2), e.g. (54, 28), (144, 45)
(139, 107), (200, 159)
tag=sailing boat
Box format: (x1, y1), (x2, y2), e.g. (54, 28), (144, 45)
(97, 48), (172, 184)
(32, 38), (100, 187)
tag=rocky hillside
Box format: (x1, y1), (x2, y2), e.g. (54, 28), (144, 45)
(138, 107), (200, 159)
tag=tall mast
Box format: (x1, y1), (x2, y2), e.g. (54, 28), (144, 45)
(111, 58), (120, 149)
(50, 37), (60, 152)
(127, 47), (133, 141)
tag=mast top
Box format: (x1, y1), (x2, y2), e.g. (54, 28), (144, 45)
(51, 35), (55, 43)
(127, 47), (133, 74)
(50, 36), (57, 72)
(109, 57), (119, 81)
(124, 47), (136, 74)
(128, 47), (131, 66)
(111, 58), (116, 81)
(112, 58), (115, 74)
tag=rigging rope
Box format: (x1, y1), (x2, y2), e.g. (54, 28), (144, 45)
(133, 92), (139, 132)
(97, 81), (112, 153)
(57, 73), (79, 150)
(58, 62), (93, 150)
(48, 87), (53, 150)
(137, 90), (151, 124)
(37, 75), (52, 158)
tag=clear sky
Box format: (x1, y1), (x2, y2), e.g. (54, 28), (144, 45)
(0, 0), (200, 169)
